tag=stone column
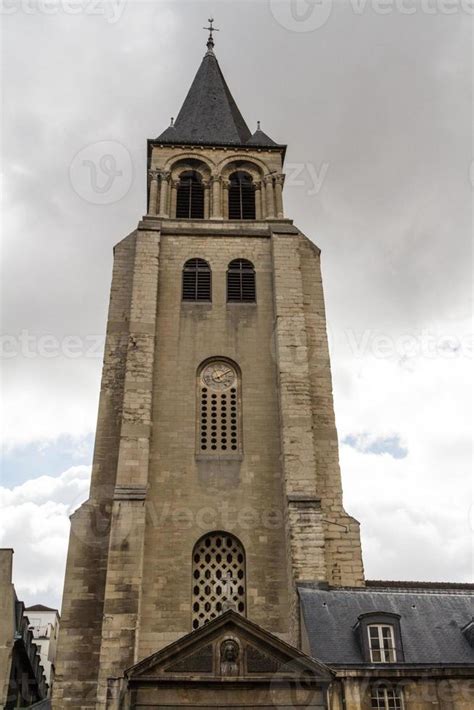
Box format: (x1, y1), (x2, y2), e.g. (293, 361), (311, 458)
(275, 174), (285, 219)
(222, 179), (230, 220)
(254, 182), (262, 219)
(147, 169), (159, 216)
(170, 178), (179, 218)
(211, 175), (222, 219)
(158, 171), (170, 217)
(264, 175), (275, 218)
(203, 180), (211, 219)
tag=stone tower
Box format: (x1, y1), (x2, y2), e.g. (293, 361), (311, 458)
(53, 30), (364, 709)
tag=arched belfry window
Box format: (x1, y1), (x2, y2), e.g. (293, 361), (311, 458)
(192, 532), (246, 629)
(176, 170), (204, 219)
(182, 259), (211, 302)
(227, 259), (256, 303)
(228, 171), (256, 220)
(197, 359), (241, 455)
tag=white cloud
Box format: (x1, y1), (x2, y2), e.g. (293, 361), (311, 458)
(0, 466), (91, 607)
(336, 336), (473, 582)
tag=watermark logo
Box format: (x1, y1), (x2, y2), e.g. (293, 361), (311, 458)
(0, 0), (127, 24)
(269, 0), (474, 32)
(69, 140), (133, 205)
(269, 0), (333, 32)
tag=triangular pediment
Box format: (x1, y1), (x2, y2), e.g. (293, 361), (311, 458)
(126, 610), (333, 682)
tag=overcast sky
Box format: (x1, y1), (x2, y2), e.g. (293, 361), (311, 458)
(1, 0), (472, 609)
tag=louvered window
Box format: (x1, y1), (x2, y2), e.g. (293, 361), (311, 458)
(192, 533), (246, 630)
(227, 259), (256, 303)
(176, 171), (204, 219)
(182, 259), (211, 302)
(228, 171), (256, 220)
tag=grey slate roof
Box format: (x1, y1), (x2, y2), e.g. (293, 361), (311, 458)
(299, 583), (474, 666)
(247, 127), (279, 147)
(155, 49), (281, 149)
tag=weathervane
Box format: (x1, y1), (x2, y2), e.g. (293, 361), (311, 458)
(203, 18), (219, 52)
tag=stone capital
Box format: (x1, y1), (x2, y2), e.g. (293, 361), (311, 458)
(148, 169), (160, 181)
(264, 174), (275, 185)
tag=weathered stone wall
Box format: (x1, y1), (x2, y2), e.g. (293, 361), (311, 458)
(95, 227), (161, 706)
(271, 228), (364, 640)
(341, 676), (474, 710)
(137, 226), (292, 659)
(52, 234), (136, 709)
(299, 236), (365, 587)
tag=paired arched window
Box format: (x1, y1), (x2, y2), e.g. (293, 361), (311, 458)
(197, 359), (241, 455)
(192, 532), (246, 629)
(182, 259), (211, 302)
(228, 171), (256, 220)
(227, 259), (256, 303)
(176, 170), (204, 219)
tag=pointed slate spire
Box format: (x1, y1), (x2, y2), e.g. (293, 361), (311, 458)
(156, 33), (251, 146)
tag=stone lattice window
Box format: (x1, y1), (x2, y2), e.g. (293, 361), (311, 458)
(182, 258), (211, 302)
(198, 360), (241, 455)
(227, 259), (256, 303)
(228, 171), (256, 220)
(192, 533), (246, 630)
(371, 685), (404, 710)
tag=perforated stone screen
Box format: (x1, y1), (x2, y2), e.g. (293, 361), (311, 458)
(192, 533), (246, 630)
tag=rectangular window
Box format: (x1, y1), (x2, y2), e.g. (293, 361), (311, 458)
(371, 685), (404, 710)
(368, 624), (397, 663)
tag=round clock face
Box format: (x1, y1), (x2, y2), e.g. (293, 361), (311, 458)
(202, 362), (237, 390)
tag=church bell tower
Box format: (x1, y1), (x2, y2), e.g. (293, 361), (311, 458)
(53, 26), (364, 709)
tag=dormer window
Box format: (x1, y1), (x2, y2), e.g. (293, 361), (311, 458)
(354, 612), (404, 664)
(368, 624), (396, 663)
(462, 619), (474, 647)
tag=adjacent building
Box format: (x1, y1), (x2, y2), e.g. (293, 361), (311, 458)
(52, 29), (473, 709)
(24, 605), (60, 689)
(0, 549), (48, 708)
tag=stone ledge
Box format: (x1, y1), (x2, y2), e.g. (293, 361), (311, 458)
(113, 486), (147, 501)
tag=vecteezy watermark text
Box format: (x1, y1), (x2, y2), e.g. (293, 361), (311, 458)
(345, 328), (473, 360)
(0, 0), (126, 23)
(285, 161), (330, 196)
(0, 331), (105, 359)
(269, 0), (474, 33)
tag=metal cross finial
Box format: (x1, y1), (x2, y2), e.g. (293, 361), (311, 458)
(203, 18), (219, 52)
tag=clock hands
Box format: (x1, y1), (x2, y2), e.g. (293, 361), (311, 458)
(214, 368), (232, 382)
